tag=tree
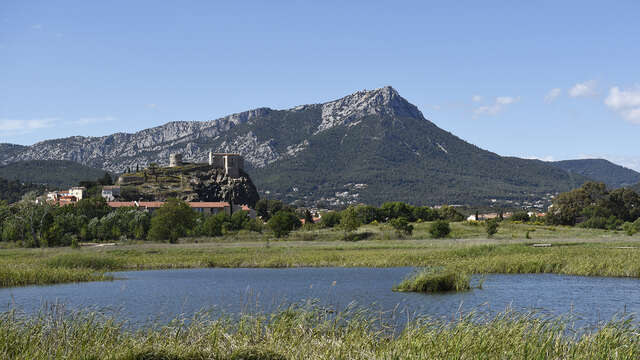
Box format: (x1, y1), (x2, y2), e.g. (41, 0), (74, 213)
(486, 218), (499, 237)
(429, 220), (450, 238)
(267, 210), (301, 238)
(147, 198), (196, 243)
(303, 209), (314, 225)
(202, 212), (226, 237)
(320, 211), (341, 228)
(510, 211), (530, 222)
(438, 206), (464, 222)
(340, 207), (361, 234)
(255, 199), (284, 221)
(389, 217), (413, 235)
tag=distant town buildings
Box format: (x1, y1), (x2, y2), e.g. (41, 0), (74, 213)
(101, 186), (121, 201)
(45, 187), (87, 205)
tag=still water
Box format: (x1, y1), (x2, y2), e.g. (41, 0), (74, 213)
(1, 267), (639, 327)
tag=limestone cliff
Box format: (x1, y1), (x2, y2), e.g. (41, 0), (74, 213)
(117, 163), (259, 207)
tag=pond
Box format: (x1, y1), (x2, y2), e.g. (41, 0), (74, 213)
(1, 267), (639, 327)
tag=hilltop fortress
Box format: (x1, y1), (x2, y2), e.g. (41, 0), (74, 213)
(115, 151), (259, 206)
(169, 151), (244, 178)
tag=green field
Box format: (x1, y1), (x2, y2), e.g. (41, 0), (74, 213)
(0, 222), (639, 288)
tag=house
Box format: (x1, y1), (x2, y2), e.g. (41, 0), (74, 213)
(68, 187), (86, 201)
(101, 186), (121, 201)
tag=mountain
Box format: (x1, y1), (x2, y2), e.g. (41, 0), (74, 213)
(550, 159), (640, 189)
(0, 86), (590, 206)
(0, 160), (109, 188)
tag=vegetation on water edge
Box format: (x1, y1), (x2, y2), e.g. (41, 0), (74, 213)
(394, 268), (472, 292)
(2, 236), (640, 287)
(0, 306), (638, 359)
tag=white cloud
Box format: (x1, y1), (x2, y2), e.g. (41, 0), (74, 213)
(568, 80), (597, 97)
(31, 24), (43, 30)
(523, 155), (556, 162)
(0, 118), (55, 134)
(474, 96), (520, 117)
(472, 95), (482, 102)
(604, 86), (640, 124)
(544, 88), (562, 103)
(496, 96), (519, 105)
(72, 116), (116, 125)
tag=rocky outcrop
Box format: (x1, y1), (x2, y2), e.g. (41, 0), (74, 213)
(118, 164), (259, 207)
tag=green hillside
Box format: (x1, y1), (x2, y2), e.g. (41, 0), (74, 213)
(0, 160), (110, 188)
(550, 159), (640, 188)
(0, 178), (46, 204)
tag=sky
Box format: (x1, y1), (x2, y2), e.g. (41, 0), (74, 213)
(1, 1), (640, 170)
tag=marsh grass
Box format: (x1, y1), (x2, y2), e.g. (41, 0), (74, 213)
(1, 223), (639, 287)
(0, 306), (638, 359)
(394, 267), (472, 292)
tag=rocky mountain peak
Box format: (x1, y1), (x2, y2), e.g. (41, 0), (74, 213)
(316, 86), (423, 133)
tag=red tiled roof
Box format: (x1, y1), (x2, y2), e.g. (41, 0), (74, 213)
(108, 201), (231, 209)
(108, 202), (137, 208)
(188, 202), (230, 208)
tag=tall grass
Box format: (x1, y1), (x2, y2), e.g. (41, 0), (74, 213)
(0, 306), (638, 359)
(2, 237), (640, 287)
(394, 268), (471, 292)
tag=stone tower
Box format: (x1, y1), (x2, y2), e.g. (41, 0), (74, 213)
(169, 153), (183, 167)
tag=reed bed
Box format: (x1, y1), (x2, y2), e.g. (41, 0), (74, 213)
(394, 267), (472, 292)
(0, 306), (638, 359)
(2, 238), (640, 287)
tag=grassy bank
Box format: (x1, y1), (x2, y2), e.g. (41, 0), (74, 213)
(0, 306), (638, 359)
(0, 222), (639, 287)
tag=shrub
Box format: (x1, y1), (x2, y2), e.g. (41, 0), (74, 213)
(485, 219), (499, 237)
(430, 220), (450, 238)
(389, 217), (413, 235)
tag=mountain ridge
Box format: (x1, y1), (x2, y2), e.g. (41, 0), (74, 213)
(550, 159), (640, 189)
(0, 86), (593, 206)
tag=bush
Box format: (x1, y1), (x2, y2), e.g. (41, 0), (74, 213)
(485, 219), (499, 237)
(430, 220), (450, 238)
(389, 217), (413, 235)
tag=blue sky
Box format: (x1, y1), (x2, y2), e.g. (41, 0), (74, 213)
(2, 1), (640, 170)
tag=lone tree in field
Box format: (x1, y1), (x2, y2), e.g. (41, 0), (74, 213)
(429, 220), (450, 238)
(486, 218), (499, 237)
(340, 207), (361, 234)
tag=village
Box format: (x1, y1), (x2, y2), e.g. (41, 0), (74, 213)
(40, 152), (258, 219)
